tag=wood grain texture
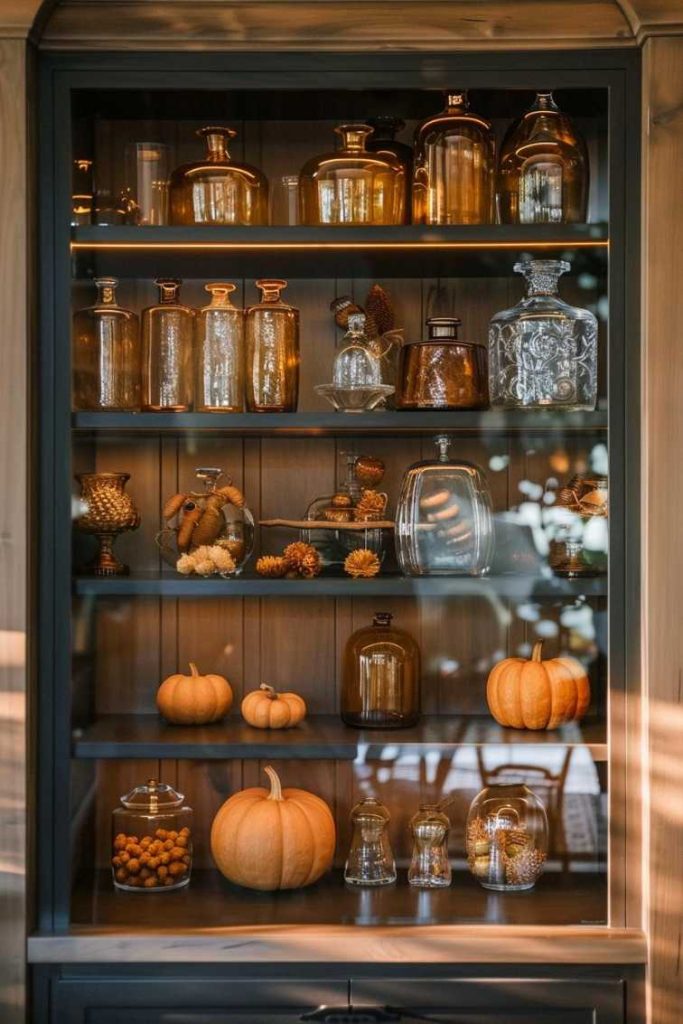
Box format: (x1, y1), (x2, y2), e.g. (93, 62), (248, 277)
(0, 0), (52, 38)
(617, 0), (683, 40)
(642, 34), (683, 1024)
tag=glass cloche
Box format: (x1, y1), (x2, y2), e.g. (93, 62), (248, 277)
(316, 312), (394, 412)
(395, 435), (493, 576)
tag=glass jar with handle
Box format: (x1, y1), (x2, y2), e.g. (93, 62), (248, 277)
(195, 282), (244, 412)
(72, 277), (140, 411)
(244, 279), (299, 412)
(142, 278), (195, 412)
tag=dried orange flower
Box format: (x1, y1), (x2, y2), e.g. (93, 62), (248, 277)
(344, 548), (381, 578)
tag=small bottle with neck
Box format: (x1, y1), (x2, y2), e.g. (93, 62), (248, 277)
(195, 282), (244, 412)
(245, 279), (300, 412)
(72, 277), (140, 410)
(141, 278), (195, 412)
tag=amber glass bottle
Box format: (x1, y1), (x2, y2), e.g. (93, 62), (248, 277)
(497, 92), (589, 224)
(244, 280), (299, 412)
(141, 279), (194, 412)
(412, 91), (495, 225)
(341, 612), (420, 728)
(72, 277), (140, 411)
(169, 126), (268, 225)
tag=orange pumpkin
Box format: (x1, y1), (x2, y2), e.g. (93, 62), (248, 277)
(241, 683), (307, 729)
(486, 640), (590, 731)
(210, 765), (335, 890)
(156, 662), (233, 725)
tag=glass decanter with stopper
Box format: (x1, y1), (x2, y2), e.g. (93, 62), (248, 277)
(344, 797), (397, 886)
(408, 803), (452, 888)
(195, 282), (244, 412)
(72, 277), (140, 410)
(341, 612), (420, 728)
(244, 279), (299, 412)
(142, 278), (195, 411)
(315, 312), (394, 412)
(488, 259), (598, 411)
(498, 92), (589, 224)
(366, 116), (413, 225)
(299, 123), (405, 225)
(111, 779), (193, 892)
(169, 126), (268, 225)
(395, 435), (494, 576)
(412, 91), (495, 225)
(466, 782), (548, 892)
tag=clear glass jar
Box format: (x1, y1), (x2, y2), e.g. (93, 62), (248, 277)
(366, 116), (413, 225)
(488, 259), (598, 411)
(466, 782), (548, 892)
(245, 279), (299, 412)
(141, 278), (195, 412)
(395, 435), (494, 576)
(111, 779), (193, 892)
(344, 797), (397, 886)
(498, 92), (589, 224)
(72, 277), (140, 411)
(397, 317), (488, 410)
(341, 612), (420, 728)
(316, 313), (394, 412)
(408, 804), (452, 888)
(169, 126), (268, 226)
(412, 91), (495, 225)
(195, 282), (244, 412)
(123, 142), (169, 225)
(299, 123), (405, 226)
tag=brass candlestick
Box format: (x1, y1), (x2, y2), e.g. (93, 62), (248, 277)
(75, 472), (141, 576)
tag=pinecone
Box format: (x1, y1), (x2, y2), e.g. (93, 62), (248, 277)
(283, 542), (321, 579)
(364, 284), (394, 335)
(344, 548), (381, 578)
(354, 489), (387, 521)
(256, 555), (288, 578)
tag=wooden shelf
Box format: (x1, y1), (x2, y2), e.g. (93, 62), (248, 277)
(73, 571), (608, 599)
(72, 408), (609, 436)
(71, 714), (608, 761)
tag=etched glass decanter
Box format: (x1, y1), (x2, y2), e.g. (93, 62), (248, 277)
(488, 260), (597, 411)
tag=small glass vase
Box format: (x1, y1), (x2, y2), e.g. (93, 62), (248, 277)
(141, 278), (195, 412)
(72, 277), (141, 411)
(408, 804), (452, 888)
(344, 797), (397, 886)
(341, 612), (421, 729)
(498, 92), (589, 224)
(488, 259), (598, 411)
(245, 279), (299, 412)
(75, 471), (141, 576)
(195, 282), (244, 412)
(466, 782), (548, 892)
(299, 123), (405, 226)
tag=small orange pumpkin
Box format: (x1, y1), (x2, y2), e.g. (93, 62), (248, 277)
(210, 765), (335, 890)
(156, 662), (233, 725)
(486, 640), (590, 731)
(241, 683), (307, 729)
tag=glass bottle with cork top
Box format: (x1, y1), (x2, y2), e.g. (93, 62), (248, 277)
(195, 282), (244, 412)
(142, 278), (195, 412)
(72, 276), (140, 411)
(245, 279), (299, 412)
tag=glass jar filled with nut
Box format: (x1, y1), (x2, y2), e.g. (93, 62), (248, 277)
(111, 779), (193, 892)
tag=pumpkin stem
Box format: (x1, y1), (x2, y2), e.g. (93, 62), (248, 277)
(264, 765), (283, 801)
(531, 641), (544, 663)
(260, 683), (277, 700)
(189, 662), (200, 677)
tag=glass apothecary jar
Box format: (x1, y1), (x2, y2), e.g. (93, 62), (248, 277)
(498, 92), (589, 224)
(299, 123), (405, 226)
(412, 91), (495, 225)
(466, 782), (548, 892)
(195, 282), (244, 412)
(395, 435), (493, 576)
(397, 316), (488, 410)
(366, 116), (413, 225)
(408, 804), (452, 888)
(142, 278), (194, 412)
(111, 779), (193, 892)
(245, 279), (299, 412)
(488, 259), (598, 411)
(341, 612), (420, 728)
(169, 126), (268, 225)
(72, 277), (140, 411)
(344, 797), (397, 886)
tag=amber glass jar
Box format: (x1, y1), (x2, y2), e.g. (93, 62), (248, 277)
(72, 277), (140, 411)
(169, 126), (268, 225)
(299, 124), (405, 225)
(245, 279), (299, 412)
(195, 282), (244, 412)
(366, 117), (413, 224)
(141, 278), (195, 412)
(397, 317), (488, 410)
(413, 92), (495, 225)
(341, 612), (420, 728)
(498, 92), (589, 224)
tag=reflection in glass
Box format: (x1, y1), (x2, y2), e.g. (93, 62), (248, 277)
(123, 142), (169, 225)
(366, 116), (413, 225)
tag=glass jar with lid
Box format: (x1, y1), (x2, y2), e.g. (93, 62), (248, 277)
(72, 277), (140, 411)
(466, 782), (548, 892)
(412, 91), (495, 225)
(341, 612), (420, 729)
(316, 313), (394, 413)
(395, 435), (493, 576)
(169, 126), (268, 225)
(344, 797), (397, 886)
(498, 92), (589, 224)
(408, 803), (452, 888)
(141, 278), (195, 412)
(245, 279), (299, 412)
(299, 123), (405, 226)
(488, 259), (598, 411)
(397, 316), (488, 410)
(195, 282), (244, 412)
(111, 779), (193, 892)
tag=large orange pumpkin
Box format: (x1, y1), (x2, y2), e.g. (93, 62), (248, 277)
(486, 640), (590, 731)
(241, 683), (307, 729)
(156, 662), (233, 724)
(210, 765), (335, 891)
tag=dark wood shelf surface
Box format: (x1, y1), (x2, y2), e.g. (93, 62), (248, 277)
(72, 713), (608, 761)
(71, 868), (607, 930)
(72, 408), (609, 436)
(73, 571), (608, 599)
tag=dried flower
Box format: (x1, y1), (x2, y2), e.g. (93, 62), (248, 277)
(193, 559), (216, 577)
(283, 541), (321, 578)
(256, 555), (288, 578)
(210, 546), (236, 574)
(344, 548), (381, 578)
(176, 554), (196, 575)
